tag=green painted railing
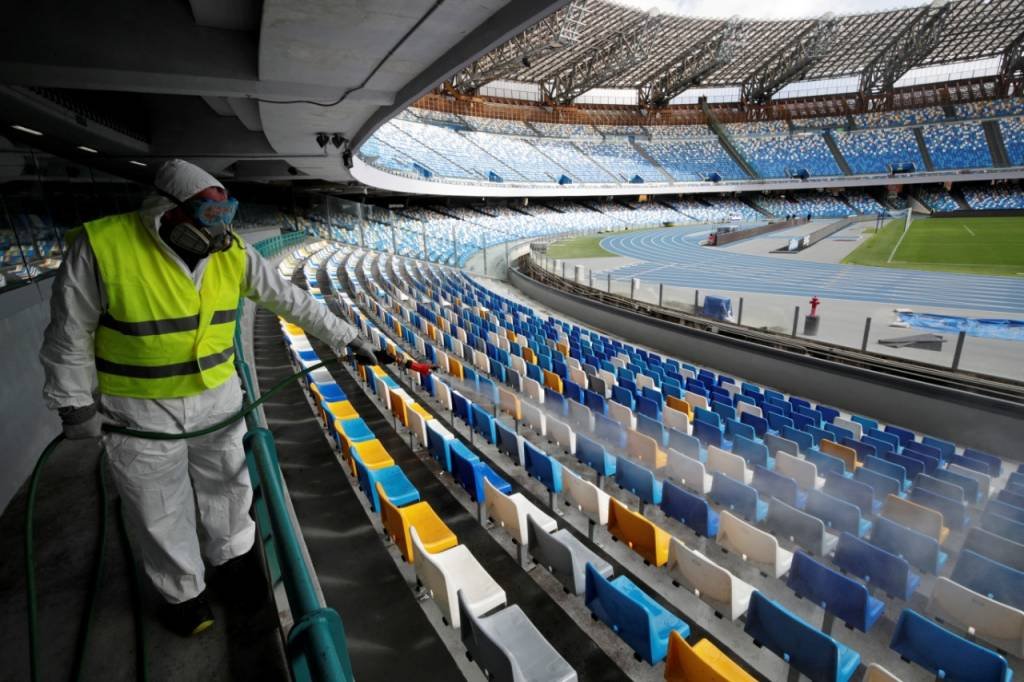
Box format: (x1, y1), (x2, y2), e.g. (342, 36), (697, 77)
(234, 230), (355, 682)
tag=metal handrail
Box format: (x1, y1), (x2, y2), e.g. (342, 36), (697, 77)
(233, 230), (355, 682)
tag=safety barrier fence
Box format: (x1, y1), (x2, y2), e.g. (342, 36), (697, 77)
(233, 229), (355, 682)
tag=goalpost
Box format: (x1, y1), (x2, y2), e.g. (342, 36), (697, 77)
(887, 207), (913, 263)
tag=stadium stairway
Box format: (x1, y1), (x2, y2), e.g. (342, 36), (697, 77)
(629, 141), (676, 182)
(823, 131), (853, 176)
(912, 128), (936, 171)
(982, 120), (1010, 168)
(701, 102), (757, 179)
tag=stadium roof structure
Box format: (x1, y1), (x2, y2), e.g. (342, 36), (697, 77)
(452, 0), (1024, 106)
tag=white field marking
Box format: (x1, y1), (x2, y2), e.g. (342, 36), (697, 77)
(962, 224), (976, 236)
(887, 222), (911, 263)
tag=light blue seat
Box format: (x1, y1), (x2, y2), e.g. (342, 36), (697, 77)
(660, 480), (718, 538)
(710, 472), (768, 523)
(864, 455), (908, 491)
(806, 489), (871, 538)
(786, 551), (885, 633)
(834, 531), (919, 601)
(525, 444), (564, 498)
(871, 516), (947, 574)
(426, 423), (456, 471)
(614, 457), (662, 507)
(854, 467), (902, 501)
(452, 442), (511, 504)
(744, 591), (861, 682)
(889, 609), (1012, 682)
(951, 549), (1024, 610)
(583, 563), (690, 664)
(471, 404), (497, 444)
(576, 434), (616, 479)
(803, 448), (847, 479)
(333, 417), (374, 453)
(733, 435), (772, 470)
(352, 455), (420, 513)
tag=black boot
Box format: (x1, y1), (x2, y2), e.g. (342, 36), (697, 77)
(161, 592), (215, 637)
(214, 546), (271, 615)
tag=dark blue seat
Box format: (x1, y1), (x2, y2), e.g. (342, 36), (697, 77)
(824, 474), (878, 516)
(781, 426), (813, 453)
(710, 472), (768, 523)
(922, 435), (955, 460)
(794, 405), (823, 428)
(711, 400), (735, 422)
(806, 426), (832, 448)
(862, 435), (894, 457)
(495, 421), (521, 465)
(834, 532), (919, 601)
(931, 468), (980, 504)
(884, 424), (915, 447)
(841, 438), (876, 464)
(884, 452), (923, 480)
(724, 418), (755, 445)
(904, 439), (942, 463)
(866, 428), (901, 453)
(576, 434), (616, 478)
(997, 488), (1024, 511)
(816, 405), (839, 423)
(744, 591), (861, 682)
(470, 404), (497, 444)
(824, 423), (853, 444)
(871, 516), (947, 574)
(452, 442), (510, 503)
(615, 457), (662, 506)
(965, 448), (1002, 477)
(452, 391), (472, 425)
(525, 445), (564, 497)
(693, 420), (722, 449)
(740, 412), (768, 438)
(963, 527), (1024, 573)
(863, 455), (908, 491)
(792, 413), (815, 432)
(898, 448), (939, 475)
(584, 563), (690, 664)
(584, 390), (607, 415)
(914, 473), (964, 503)
(636, 395), (660, 421)
(909, 486), (968, 530)
(806, 489), (871, 538)
(889, 609), (1012, 682)
(951, 549), (1024, 610)
(733, 435), (771, 470)
(949, 453), (993, 477)
(660, 480), (719, 538)
(854, 467), (902, 501)
(752, 465), (804, 509)
(767, 412), (794, 434)
(786, 551), (885, 633)
(544, 388), (567, 415)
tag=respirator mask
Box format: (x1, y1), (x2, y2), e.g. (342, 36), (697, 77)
(158, 188), (239, 257)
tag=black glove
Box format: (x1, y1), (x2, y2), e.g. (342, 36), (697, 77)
(58, 404), (119, 440)
(346, 337), (378, 365)
(374, 349), (395, 366)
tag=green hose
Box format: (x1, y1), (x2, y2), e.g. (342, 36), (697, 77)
(25, 357), (341, 682)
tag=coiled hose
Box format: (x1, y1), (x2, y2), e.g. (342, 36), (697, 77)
(25, 357), (340, 682)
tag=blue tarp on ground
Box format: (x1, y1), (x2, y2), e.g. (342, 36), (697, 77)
(896, 311), (1024, 341)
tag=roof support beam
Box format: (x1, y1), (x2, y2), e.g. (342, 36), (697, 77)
(999, 29), (1024, 97)
(741, 14), (838, 105)
(453, 0), (589, 94)
(859, 0), (951, 106)
(540, 11), (661, 105)
(638, 21), (741, 108)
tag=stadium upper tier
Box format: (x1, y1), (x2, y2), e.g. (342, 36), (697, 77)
(357, 100), (1024, 188)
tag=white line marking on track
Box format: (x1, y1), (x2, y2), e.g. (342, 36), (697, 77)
(962, 224), (976, 237)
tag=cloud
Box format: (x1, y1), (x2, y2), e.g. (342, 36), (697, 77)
(619, 0), (928, 19)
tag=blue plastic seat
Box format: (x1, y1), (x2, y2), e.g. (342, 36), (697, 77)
(525, 446), (564, 497)
(834, 532), (919, 600)
(854, 467), (901, 501)
(884, 452), (923, 480)
(576, 434), (616, 478)
(452, 391), (473, 426)
(693, 420), (722, 449)
(353, 458), (420, 513)
(883, 424), (915, 447)
(752, 465), (804, 509)
(710, 472), (768, 523)
(806, 489), (871, 537)
(965, 448), (1002, 477)
(667, 429), (701, 460)
(470, 404), (497, 444)
(863, 455), (908, 491)
(931, 467), (980, 504)
(659, 480), (719, 538)
(636, 414), (668, 447)
(871, 516), (947, 574)
(334, 417), (374, 452)
(495, 421), (521, 465)
(786, 551), (885, 632)
(740, 412), (768, 438)
(909, 486), (968, 529)
(949, 453), (992, 477)
(898, 448), (939, 475)
(951, 549), (1024, 611)
(614, 457), (662, 506)
(767, 412), (794, 434)
(889, 609), (1012, 682)
(824, 474), (878, 516)
(584, 563), (690, 664)
(904, 439), (942, 463)
(803, 449), (847, 479)
(781, 426), (813, 453)
(733, 435), (771, 470)
(841, 438), (876, 464)
(915, 472), (965, 502)
(594, 413), (627, 449)
(824, 423), (853, 444)
(997, 488), (1024, 510)
(921, 435), (955, 459)
(862, 435), (894, 457)
(744, 591), (861, 682)
(426, 424), (456, 471)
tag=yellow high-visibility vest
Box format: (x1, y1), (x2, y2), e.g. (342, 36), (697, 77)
(86, 211), (245, 398)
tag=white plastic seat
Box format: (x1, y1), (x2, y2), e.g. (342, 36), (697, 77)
(684, 391), (708, 410)
(707, 445), (753, 485)
(562, 468), (610, 526)
(626, 429), (666, 470)
(547, 417), (577, 455)
(608, 401), (636, 431)
(667, 537), (754, 621)
(666, 448), (712, 494)
(736, 402), (762, 419)
(775, 451), (825, 490)
(523, 377), (544, 403)
(929, 576), (1024, 657)
(716, 511), (793, 578)
(509, 354), (527, 376)
(568, 366), (588, 389)
(833, 417), (863, 440)
(520, 402), (546, 437)
(407, 404), (431, 448)
(948, 463), (992, 500)
(663, 406), (691, 435)
(484, 478), (557, 546)
(636, 373), (656, 391)
(434, 378), (453, 411)
(411, 527), (506, 629)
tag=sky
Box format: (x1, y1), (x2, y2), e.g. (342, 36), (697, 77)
(616, 0), (929, 20)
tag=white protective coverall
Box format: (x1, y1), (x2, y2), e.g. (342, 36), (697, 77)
(40, 161), (357, 603)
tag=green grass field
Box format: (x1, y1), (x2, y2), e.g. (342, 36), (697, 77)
(545, 233), (615, 258)
(842, 216), (1024, 277)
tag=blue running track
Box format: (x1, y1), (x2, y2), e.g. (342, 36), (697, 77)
(598, 228), (1024, 313)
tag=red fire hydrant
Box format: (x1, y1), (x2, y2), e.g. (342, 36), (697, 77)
(804, 296), (821, 336)
(809, 296), (821, 317)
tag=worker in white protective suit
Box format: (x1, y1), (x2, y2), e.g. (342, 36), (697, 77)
(40, 159), (381, 637)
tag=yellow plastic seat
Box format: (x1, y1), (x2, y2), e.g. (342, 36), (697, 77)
(389, 391), (410, 427)
(449, 358), (464, 379)
(820, 439), (860, 471)
(348, 439), (394, 476)
(883, 494), (950, 544)
(542, 369), (563, 394)
(410, 403), (433, 421)
(666, 396), (693, 420)
(325, 400), (358, 421)
(371, 366), (388, 377)
(522, 348), (537, 365)
(378, 484), (458, 562)
(665, 631), (754, 682)
(607, 498), (670, 567)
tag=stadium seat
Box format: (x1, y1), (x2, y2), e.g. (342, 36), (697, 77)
(834, 531), (919, 601)
(744, 591), (860, 682)
(379, 484), (458, 563)
(909, 485), (968, 529)
(352, 453), (420, 513)
(929, 576), (1024, 658)
(562, 468), (610, 532)
(660, 480), (719, 538)
(348, 438), (395, 476)
(964, 448), (1002, 477)
(752, 465), (805, 508)
(426, 421), (457, 471)
(864, 455), (909, 492)
(938, 465), (985, 502)
(710, 472), (768, 523)
(982, 507), (1024, 545)
(805, 489), (871, 537)
(707, 446), (753, 485)
(951, 549), (1024, 611)
(775, 451), (825, 490)
(786, 550), (885, 632)
(547, 416), (577, 455)
(664, 631), (755, 682)
(484, 478), (557, 548)
(526, 516), (613, 596)
(853, 466), (902, 501)
(626, 429), (667, 470)
(334, 416), (374, 457)
(820, 439), (859, 472)
(524, 444), (564, 506)
(615, 457), (663, 509)
(962, 527), (1024, 572)
(883, 494), (949, 543)
(717, 510), (793, 578)
(824, 473), (879, 516)
(458, 590), (577, 682)
(411, 527), (506, 630)
(607, 498), (670, 566)
(871, 515), (947, 575)
(452, 443), (511, 504)
(584, 563), (690, 665)
(667, 538), (753, 621)
(764, 497), (837, 557)
(889, 609), (1012, 682)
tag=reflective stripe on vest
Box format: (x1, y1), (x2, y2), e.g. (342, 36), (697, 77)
(86, 211), (246, 398)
